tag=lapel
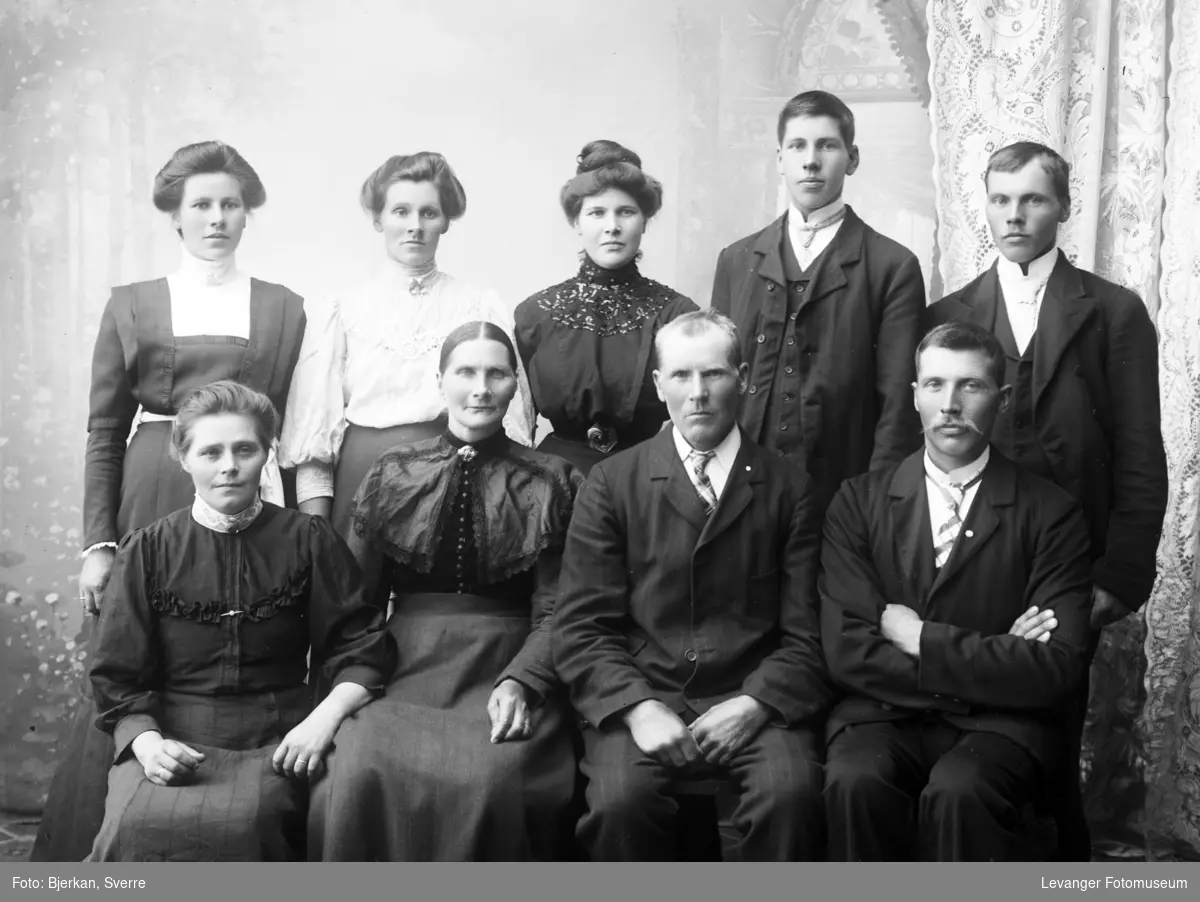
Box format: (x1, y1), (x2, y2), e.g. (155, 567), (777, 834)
(800, 205), (865, 313)
(886, 452), (936, 611)
(750, 214), (788, 291)
(648, 429), (709, 535)
(928, 451), (1014, 597)
(1032, 252), (1096, 409)
(696, 432), (761, 551)
(947, 262), (1002, 333)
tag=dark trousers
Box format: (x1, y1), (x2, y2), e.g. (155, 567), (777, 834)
(1053, 627), (1104, 861)
(824, 719), (1043, 861)
(577, 722), (824, 861)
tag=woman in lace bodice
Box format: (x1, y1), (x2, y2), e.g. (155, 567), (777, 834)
(278, 153), (535, 538)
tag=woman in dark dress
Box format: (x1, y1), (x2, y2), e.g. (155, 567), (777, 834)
(308, 322), (581, 861)
(33, 141), (308, 861)
(86, 382), (394, 861)
(514, 140), (697, 475)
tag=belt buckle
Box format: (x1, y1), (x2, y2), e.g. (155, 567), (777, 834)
(587, 424), (618, 454)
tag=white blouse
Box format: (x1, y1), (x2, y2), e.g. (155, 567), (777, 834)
(278, 260), (536, 504)
(166, 251), (251, 338)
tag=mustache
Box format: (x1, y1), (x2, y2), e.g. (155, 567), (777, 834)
(925, 415), (985, 435)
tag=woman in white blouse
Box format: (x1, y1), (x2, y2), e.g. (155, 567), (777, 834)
(279, 152), (533, 537)
(33, 140), (308, 862)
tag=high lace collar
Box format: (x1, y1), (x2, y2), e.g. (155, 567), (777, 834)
(383, 255), (441, 296)
(578, 255), (641, 287)
(177, 249), (240, 287)
(442, 426), (510, 462)
(191, 493), (263, 533)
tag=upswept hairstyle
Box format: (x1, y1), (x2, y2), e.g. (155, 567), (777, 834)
(560, 139), (664, 223)
(152, 141), (266, 213)
(360, 152), (467, 227)
(170, 381), (279, 461)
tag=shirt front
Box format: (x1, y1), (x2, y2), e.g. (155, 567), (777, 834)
(923, 446), (990, 552)
(996, 246), (1057, 355)
(166, 250), (252, 339)
(671, 423), (742, 502)
(786, 197), (847, 271)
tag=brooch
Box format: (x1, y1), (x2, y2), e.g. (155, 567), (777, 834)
(587, 424), (619, 454)
(457, 445), (477, 462)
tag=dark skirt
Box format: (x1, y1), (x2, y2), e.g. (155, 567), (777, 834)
(32, 421), (195, 862)
(309, 592), (575, 861)
(331, 420), (445, 540)
(87, 687), (309, 862)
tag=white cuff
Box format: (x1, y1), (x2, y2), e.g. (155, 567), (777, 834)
(80, 542), (118, 560)
(296, 460), (335, 505)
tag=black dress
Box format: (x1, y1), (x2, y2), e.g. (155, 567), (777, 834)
(86, 503), (395, 861)
(514, 258), (697, 474)
(308, 430), (582, 861)
(33, 277), (307, 861)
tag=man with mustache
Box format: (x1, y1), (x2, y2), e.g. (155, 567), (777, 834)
(820, 322), (1094, 861)
(711, 89), (925, 512)
(924, 142), (1168, 860)
(553, 309), (832, 861)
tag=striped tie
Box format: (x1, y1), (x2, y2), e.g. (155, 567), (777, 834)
(931, 472), (984, 568)
(687, 449), (718, 515)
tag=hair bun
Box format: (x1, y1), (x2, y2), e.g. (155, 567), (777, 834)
(576, 139), (642, 174)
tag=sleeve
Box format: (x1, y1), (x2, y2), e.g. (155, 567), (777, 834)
(497, 468), (584, 702)
(818, 482), (940, 709)
(739, 473), (835, 727)
(277, 296), (348, 503)
(89, 530), (161, 761)
(710, 247), (733, 314)
(1091, 294), (1169, 609)
(916, 497), (1093, 710)
(308, 516), (397, 698)
(480, 289), (535, 446)
(82, 292), (141, 549)
(551, 466), (659, 727)
(869, 253), (926, 471)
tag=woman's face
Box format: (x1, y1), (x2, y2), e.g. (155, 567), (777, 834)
(376, 180), (447, 268)
(180, 412), (268, 515)
(438, 338), (518, 439)
(575, 186), (646, 269)
(173, 172), (247, 261)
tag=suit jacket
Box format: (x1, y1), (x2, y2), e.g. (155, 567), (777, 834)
(819, 449), (1093, 767)
(925, 252), (1168, 609)
(552, 427), (833, 730)
(711, 207), (925, 508)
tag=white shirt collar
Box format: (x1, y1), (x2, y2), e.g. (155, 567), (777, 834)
(923, 445), (991, 488)
(672, 422), (741, 469)
(177, 248), (240, 287)
(787, 196), (846, 226)
(996, 245), (1058, 287)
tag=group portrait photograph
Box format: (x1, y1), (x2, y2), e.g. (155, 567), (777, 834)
(0, 0), (1199, 881)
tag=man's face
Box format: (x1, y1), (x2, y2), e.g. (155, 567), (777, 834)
(777, 114), (859, 216)
(913, 346), (1009, 469)
(653, 328), (748, 452)
(984, 159), (1069, 265)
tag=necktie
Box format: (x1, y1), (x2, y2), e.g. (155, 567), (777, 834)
(931, 472), (984, 568)
(687, 449), (718, 515)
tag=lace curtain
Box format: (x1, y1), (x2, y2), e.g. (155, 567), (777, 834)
(928, 0), (1198, 860)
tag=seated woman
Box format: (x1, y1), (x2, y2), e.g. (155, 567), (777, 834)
(514, 139), (697, 475)
(309, 322), (582, 861)
(85, 381), (396, 862)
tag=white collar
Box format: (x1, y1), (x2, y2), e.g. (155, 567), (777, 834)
(996, 245), (1058, 284)
(923, 445), (991, 488)
(382, 255), (441, 297)
(672, 423), (742, 469)
(177, 249), (240, 287)
(191, 493), (263, 533)
(787, 196), (846, 227)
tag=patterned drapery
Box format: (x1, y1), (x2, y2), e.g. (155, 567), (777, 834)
(929, 0), (1197, 860)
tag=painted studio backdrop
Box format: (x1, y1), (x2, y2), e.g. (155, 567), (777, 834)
(1, 0), (1198, 861)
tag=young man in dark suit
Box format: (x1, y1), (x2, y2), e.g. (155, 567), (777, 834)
(711, 89), (926, 510)
(924, 142), (1168, 859)
(820, 322), (1094, 861)
(552, 309), (833, 861)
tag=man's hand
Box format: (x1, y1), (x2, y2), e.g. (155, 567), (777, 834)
(881, 604), (923, 657)
(689, 695), (770, 767)
(1090, 586), (1133, 630)
(623, 699), (702, 769)
(1009, 606), (1057, 644)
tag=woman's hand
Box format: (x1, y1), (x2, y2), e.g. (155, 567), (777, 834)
(131, 731), (206, 786)
(272, 709), (340, 780)
(487, 679), (537, 744)
(79, 547), (116, 616)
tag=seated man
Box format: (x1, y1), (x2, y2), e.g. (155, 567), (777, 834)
(552, 309), (833, 861)
(820, 322), (1093, 862)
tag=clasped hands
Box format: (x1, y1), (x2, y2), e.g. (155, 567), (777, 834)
(623, 695), (770, 770)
